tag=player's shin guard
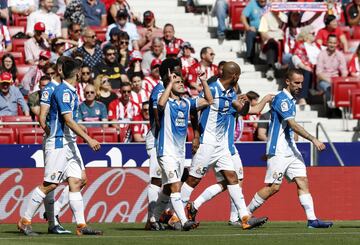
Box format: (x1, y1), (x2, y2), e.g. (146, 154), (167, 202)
(69, 192), (86, 225)
(170, 192), (188, 225)
(227, 184), (249, 219)
(44, 190), (58, 227)
(230, 195), (239, 222)
(299, 193), (317, 220)
(23, 187), (46, 221)
(180, 182), (194, 207)
(147, 184), (161, 222)
(247, 193), (265, 215)
(193, 184), (222, 210)
(54, 185), (70, 216)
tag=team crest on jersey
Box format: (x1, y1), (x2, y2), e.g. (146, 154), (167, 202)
(280, 101), (289, 112)
(181, 101), (187, 108)
(95, 109), (100, 115)
(63, 92), (70, 103)
(168, 171), (174, 178)
(272, 172), (278, 180)
(176, 111), (185, 127)
(41, 91), (49, 101)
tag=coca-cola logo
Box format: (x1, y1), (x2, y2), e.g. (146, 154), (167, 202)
(0, 168), (150, 223)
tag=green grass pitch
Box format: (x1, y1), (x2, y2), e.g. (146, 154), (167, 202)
(1, 221), (360, 245)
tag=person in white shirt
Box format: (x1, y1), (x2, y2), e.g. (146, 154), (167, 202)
(9, 0), (36, 16)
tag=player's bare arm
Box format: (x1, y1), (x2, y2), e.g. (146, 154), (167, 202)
(196, 72), (214, 109)
(287, 119), (326, 151)
(63, 113), (101, 151)
(249, 94), (274, 114)
(39, 104), (50, 135)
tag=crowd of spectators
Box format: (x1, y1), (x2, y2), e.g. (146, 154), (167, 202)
(1, 0), (360, 143)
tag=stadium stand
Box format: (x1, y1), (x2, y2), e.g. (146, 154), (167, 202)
(0, 128), (16, 144)
(17, 128), (44, 144)
(87, 127), (119, 143)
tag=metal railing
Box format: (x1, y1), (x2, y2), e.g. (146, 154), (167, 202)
(313, 122), (344, 167)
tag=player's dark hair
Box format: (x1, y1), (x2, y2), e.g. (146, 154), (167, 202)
(39, 75), (51, 82)
(286, 68), (303, 80)
(62, 58), (82, 79)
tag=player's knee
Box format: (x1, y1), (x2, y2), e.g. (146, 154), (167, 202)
(295, 177), (309, 191)
(186, 175), (201, 188)
(270, 184), (281, 194)
(151, 177), (162, 187)
(81, 177), (88, 188)
(40, 182), (57, 194)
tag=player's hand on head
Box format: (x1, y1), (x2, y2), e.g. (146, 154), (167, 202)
(88, 138), (101, 151)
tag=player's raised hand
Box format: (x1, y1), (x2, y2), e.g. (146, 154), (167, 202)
(197, 70), (206, 83)
(264, 94), (275, 102)
(312, 138), (326, 151)
(88, 138), (101, 151)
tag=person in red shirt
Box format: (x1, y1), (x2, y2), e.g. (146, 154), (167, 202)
(187, 47), (218, 96)
(138, 11), (163, 52)
(349, 43), (360, 77)
(143, 58), (161, 94)
(131, 101), (150, 142)
(128, 71), (150, 108)
(162, 23), (183, 51)
(315, 14), (348, 52)
(180, 41), (198, 82)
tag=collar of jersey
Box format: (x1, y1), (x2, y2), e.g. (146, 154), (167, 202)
(62, 80), (76, 92)
(282, 88), (295, 101)
(51, 79), (59, 86)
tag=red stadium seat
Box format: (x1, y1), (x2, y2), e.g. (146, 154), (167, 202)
(8, 26), (25, 37)
(87, 127), (118, 143)
(229, 0), (247, 31)
(186, 126), (194, 142)
(12, 14), (28, 27)
(17, 128), (44, 144)
(239, 126), (254, 141)
(17, 64), (33, 81)
(12, 39), (27, 55)
(353, 26), (360, 40)
(1, 115), (33, 128)
(0, 128), (16, 144)
(332, 77), (360, 108)
(351, 89), (360, 119)
(77, 136), (84, 144)
(89, 26), (107, 42)
(0, 52), (25, 65)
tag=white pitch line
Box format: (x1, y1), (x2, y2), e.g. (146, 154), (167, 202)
(1, 232), (360, 240)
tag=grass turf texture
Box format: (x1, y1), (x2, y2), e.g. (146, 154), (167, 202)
(1, 221), (360, 245)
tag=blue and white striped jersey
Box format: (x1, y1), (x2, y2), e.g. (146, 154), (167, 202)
(228, 107), (239, 155)
(199, 79), (237, 145)
(266, 89), (299, 156)
(46, 80), (79, 149)
(40, 80), (59, 128)
(145, 81), (164, 149)
(156, 97), (197, 157)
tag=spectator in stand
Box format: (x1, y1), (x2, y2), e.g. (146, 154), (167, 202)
(108, 82), (141, 133)
(0, 72), (29, 116)
(316, 34), (348, 105)
(43, 62), (57, 80)
(165, 46), (180, 59)
(118, 31), (131, 68)
(28, 75), (50, 117)
(131, 101), (150, 142)
(78, 65), (93, 102)
(242, 91), (260, 130)
(24, 22), (50, 65)
(211, 0), (228, 43)
(255, 110), (270, 141)
(180, 41), (198, 82)
(138, 10), (163, 52)
(315, 15), (348, 52)
(128, 71), (149, 108)
(9, 0), (36, 16)
(349, 43), (360, 77)
(127, 50), (143, 76)
(142, 37), (166, 75)
(0, 0), (9, 25)
(75, 28), (103, 69)
(26, 0), (61, 38)
(21, 50), (51, 95)
(95, 45), (128, 90)
(65, 22), (84, 49)
(108, 0), (136, 24)
(345, 0), (360, 26)
(292, 26), (321, 106)
(162, 23), (183, 50)
(63, 0), (85, 33)
(0, 24), (12, 52)
(143, 58), (161, 94)
(94, 74), (118, 110)
(258, 0), (287, 81)
(106, 9), (139, 50)
(101, 27), (121, 49)
(241, 0), (267, 64)
(1, 54), (18, 85)
(50, 37), (66, 63)
(82, 0), (107, 27)
(78, 84), (108, 129)
(187, 47), (218, 96)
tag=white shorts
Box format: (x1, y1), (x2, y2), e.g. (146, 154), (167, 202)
(189, 144), (234, 179)
(264, 154), (307, 184)
(215, 152), (244, 181)
(147, 147), (161, 179)
(44, 143), (84, 184)
(157, 155), (185, 185)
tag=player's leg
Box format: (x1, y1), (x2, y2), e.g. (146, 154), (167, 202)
(229, 153), (244, 225)
(147, 148), (162, 224)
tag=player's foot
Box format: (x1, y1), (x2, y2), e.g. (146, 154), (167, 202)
(307, 219), (333, 228)
(48, 225), (72, 234)
(76, 224), (103, 235)
(186, 202), (198, 221)
(228, 219), (242, 227)
(159, 210), (174, 224)
(167, 214), (181, 230)
(241, 215), (268, 230)
(182, 220), (199, 231)
(148, 221), (166, 231)
(17, 218), (38, 236)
